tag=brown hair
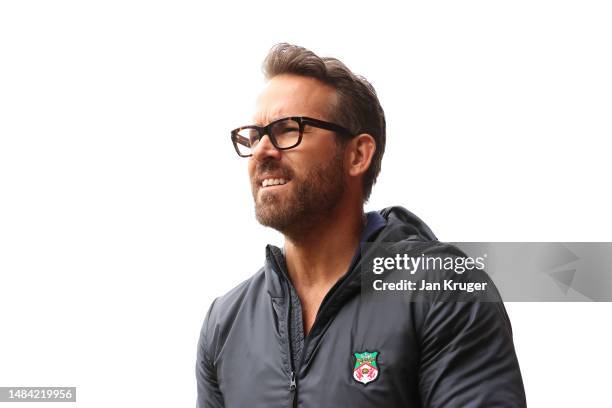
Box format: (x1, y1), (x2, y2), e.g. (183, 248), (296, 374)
(262, 43), (386, 202)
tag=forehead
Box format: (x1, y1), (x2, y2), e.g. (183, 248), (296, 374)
(253, 74), (337, 125)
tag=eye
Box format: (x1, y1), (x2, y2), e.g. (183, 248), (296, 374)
(280, 126), (299, 133)
(271, 120), (300, 137)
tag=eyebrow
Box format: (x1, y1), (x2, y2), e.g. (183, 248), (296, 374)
(252, 112), (288, 126)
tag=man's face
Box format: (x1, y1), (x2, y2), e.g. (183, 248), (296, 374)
(248, 74), (347, 234)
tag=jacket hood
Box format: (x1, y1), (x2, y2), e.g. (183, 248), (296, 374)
(377, 206), (438, 243)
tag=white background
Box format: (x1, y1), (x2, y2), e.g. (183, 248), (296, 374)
(1, 1), (611, 406)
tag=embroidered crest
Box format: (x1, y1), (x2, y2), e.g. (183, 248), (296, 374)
(352, 351), (379, 385)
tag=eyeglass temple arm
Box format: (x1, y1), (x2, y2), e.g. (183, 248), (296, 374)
(300, 117), (351, 135)
(234, 133), (251, 146)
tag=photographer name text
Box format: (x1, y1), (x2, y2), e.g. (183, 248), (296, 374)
(372, 279), (488, 292)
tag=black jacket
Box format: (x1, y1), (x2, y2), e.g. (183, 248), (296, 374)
(196, 207), (526, 407)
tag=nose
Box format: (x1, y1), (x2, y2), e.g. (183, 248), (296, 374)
(251, 134), (281, 161)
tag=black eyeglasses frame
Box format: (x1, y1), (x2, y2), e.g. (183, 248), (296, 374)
(230, 116), (353, 158)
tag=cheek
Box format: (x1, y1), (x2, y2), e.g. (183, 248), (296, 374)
(247, 159), (256, 177)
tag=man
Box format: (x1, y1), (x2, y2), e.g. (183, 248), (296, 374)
(196, 43), (526, 407)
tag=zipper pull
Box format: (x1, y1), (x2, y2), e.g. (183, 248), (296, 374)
(289, 371), (296, 391)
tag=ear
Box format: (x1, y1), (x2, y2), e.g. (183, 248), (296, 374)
(346, 133), (376, 178)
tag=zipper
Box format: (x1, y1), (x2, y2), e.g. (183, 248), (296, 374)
(283, 277), (298, 407)
(273, 247), (335, 408)
(289, 370), (297, 408)
(275, 251), (337, 408)
(269, 248), (299, 406)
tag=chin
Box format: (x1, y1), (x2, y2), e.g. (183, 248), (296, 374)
(255, 201), (296, 231)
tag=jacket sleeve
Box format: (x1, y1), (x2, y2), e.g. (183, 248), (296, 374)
(417, 299), (527, 407)
(196, 299), (224, 408)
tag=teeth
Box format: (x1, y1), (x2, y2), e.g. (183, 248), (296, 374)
(262, 178), (287, 187)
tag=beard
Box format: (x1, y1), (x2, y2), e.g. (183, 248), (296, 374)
(252, 149), (346, 237)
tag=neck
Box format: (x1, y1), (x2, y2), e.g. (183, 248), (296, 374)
(283, 200), (365, 290)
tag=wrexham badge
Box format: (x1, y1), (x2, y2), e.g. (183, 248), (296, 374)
(352, 351), (379, 385)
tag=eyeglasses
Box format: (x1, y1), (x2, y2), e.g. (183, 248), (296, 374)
(230, 116), (352, 158)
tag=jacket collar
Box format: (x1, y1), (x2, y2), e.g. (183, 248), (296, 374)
(264, 206), (437, 299)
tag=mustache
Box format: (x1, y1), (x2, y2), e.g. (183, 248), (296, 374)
(253, 160), (293, 180)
